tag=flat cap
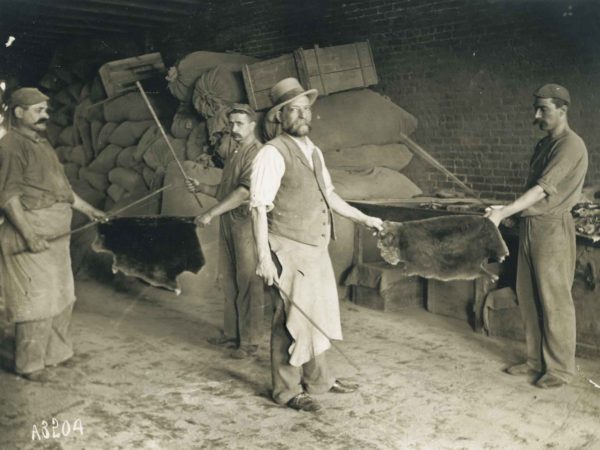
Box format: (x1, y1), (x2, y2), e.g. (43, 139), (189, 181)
(8, 87), (49, 107)
(533, 83), (570, 104)
(228, 103), (257, 121)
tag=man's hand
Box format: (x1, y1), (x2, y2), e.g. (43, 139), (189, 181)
(25, 234), (49, 253)
(484, 206), (505, 228)
(363, 215), (383, 232)
(256, 257), (279, 286)
(88, 208), (109, 223)
(194, 212), (213, 227)
(185, 178), (201, 194)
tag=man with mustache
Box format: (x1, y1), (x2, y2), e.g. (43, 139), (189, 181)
(186, 103), (265, 359)
(250, 78), (383, 411)
(0, 87), (106, 382)
(486, 84), (588, 388)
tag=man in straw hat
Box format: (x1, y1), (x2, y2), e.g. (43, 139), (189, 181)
(186, 103), (265, 359)
(486, 83), (588, 388)
(0, 87), (106, 382)
(250, 78), (383, 411)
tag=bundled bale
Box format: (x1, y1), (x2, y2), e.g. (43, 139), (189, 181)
(171, 102), (200, 139)
(45, 121), (62, 147)
(67, 145), (92, 167)
(78, 168), (109, 194)
(54, 88), (76, 106)
(39, 71), (65, 92)
(103, 91), (175, 122)
(85, 102), (105, 122)
(107, 184), (126, 202)
(54, 146), (72, 163)
(78, 81), (91, 101)
(58, 125), (78, 146)
(88, 144), (122, 174)
(51, 104), (74, 127)
(67, 82), (84, 101)
(330, 167), (422, 201)
(90, 120), (104, 154)
(62, 162), (80, 182)
(52, 67), (75, 84)
(186, 121), (208, 161)
(264, 89), (418, 151)
(134, 125), (159, 161)
(71, 179), (106, 210)
(142, 167), (155, 189)
(323, 143), (413, 171)
(192, 65), (247, 119)
(116, 146), (138, 169)
(108, 120), (155, 147)
(143, 136), (186, 170)
(166, 51), (258, 103)
(108, 167), (146, 193)
(96, 122), (118, 154)
(73, 99), (94, 161)
(89, 76), (106, 103)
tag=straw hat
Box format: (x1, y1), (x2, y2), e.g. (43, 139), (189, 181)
(266, 78), (318, 122)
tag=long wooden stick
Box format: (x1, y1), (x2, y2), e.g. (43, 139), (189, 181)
(135, 80), (203, 208)
(399, 132), (490, 207)
(274, 280), (361, 373)
(13, 184), (172, 255)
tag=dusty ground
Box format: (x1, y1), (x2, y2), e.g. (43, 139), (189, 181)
(1, 269), (600, 450)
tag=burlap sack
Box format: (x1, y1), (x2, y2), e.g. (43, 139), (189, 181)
(108, 120), (155, 147)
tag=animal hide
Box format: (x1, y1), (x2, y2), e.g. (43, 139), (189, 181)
(93, 216), (204, 293)
(377, 215), (509, 281)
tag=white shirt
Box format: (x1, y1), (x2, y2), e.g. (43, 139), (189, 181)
(250, 134), (335, 211)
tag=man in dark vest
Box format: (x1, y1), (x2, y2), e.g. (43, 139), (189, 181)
(250, 78), (383, 411)
(486, 84), (588, 388)
(186, 104), (265, 359)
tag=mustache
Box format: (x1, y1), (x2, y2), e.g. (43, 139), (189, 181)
(35, 119), (48, 124)
(231, 133), (242, 139)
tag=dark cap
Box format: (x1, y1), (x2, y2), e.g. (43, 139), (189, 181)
(228, 103), (257, 121)
(533, 83), (570, 104)
(8, 87), (49, 107)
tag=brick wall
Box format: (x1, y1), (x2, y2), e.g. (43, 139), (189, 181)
(159, 0), (600, 201)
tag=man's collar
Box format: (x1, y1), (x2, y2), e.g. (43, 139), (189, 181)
(286, 133), (314, 149)
(12, 127), (45, 144)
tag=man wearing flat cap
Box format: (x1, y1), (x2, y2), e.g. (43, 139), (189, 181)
(250, 78), (383, 411)
(0, 87), (106, 382)
(486, 83), (588, 388)
(186, 103), (265, 359)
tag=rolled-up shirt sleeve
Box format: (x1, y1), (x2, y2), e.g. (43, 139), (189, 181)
(0, 147), (26, 209)
(536, 144), (584, 196)
(250, 145), (285, 211)
(315, 147), (335, 196)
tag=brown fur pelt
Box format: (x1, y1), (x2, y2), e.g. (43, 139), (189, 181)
(377, 215), (509, 281)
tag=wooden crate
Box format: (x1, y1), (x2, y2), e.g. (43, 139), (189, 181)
(243, 41), (378, 111)
(99, 52), (166, 98)
(296, 41), (378, 96)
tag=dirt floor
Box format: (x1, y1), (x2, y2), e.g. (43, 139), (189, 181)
(1, 268), (600, 450)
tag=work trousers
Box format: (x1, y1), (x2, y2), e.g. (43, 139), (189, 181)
(219, 214), (265, 346)
(271, 290), (335, 404)
(14, 302), (74, 374)
(516, 214), (577, 382)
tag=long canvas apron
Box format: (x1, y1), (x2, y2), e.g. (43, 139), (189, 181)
(269, 233), (342, 367)
(0, 203), (76, 323)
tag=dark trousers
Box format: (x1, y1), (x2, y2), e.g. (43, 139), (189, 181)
(14, 302), (74, 374)
(516, 214), (577, 382)
(269, 253), (334, 405)
(220, 215), (265, 346)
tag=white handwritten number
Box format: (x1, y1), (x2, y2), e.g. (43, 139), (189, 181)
(40, 420), (50, 439)
(51, 418), (60, 438)
(31, 419), (84, 440)
(62, 419), (71, 436)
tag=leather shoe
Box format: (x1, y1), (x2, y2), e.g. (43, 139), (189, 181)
(286, 393), (322, 412)
(536, 373), (567, 389)
(21, 369), (53, 383)
(230, 345), (258, 359)
(329, 379), (359, 394)
(505, 363), (540, 376)
(207, 335), (237, 348)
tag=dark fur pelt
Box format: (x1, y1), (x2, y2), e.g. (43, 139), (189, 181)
(93, 216), (205, 293)
(377, 215), (509, 281)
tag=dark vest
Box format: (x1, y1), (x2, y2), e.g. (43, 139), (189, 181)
(267, 134), (336, 246)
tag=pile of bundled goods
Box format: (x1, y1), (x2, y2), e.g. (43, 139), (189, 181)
(572, 202), (600, 242)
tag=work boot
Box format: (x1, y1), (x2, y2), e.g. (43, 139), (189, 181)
(286, 393), (322, 412)
(230, 345), (258, 359)
(21, 369), (53, 383)
(536, 373), (567, 389)
(207, 335), (236, 348)
(505, 363), (540, 376)
(329, 379), (359, 393)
